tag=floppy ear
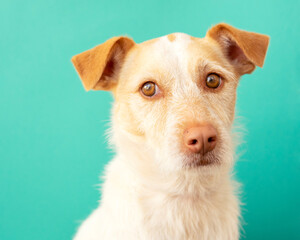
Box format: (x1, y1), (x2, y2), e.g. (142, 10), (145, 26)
(71, 37), (135, 91)
(206, 23), (270, 75)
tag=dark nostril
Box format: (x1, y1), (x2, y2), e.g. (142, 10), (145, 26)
(189, 139), (198, 145)
(208, 136), (216, 143)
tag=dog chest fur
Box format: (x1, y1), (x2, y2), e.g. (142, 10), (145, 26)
(74, 157), (240, 240)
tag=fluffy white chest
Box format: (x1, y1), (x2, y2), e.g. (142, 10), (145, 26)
(139, 186), (239, 239)
(74, 159), (240, 240)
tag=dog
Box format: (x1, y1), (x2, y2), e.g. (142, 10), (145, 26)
(71, 23), (269, 240)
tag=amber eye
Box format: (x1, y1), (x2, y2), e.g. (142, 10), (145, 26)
(141, 81), (156, 97)
(206, 73), (221, 89)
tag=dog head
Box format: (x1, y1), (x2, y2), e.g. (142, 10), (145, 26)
(72, 23), (269, 174)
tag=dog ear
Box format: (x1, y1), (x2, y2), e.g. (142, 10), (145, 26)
(206, 23), (269, 75)
(71, 37), (135, 91)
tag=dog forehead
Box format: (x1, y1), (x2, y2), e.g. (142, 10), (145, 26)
(135, 33), (222, 67)
(133, 34), (230, 74)
(133, 33), (196, 74)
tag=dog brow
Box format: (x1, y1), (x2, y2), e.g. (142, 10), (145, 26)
(201, 60), (236, 79)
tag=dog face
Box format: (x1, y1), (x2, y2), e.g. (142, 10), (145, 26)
(72, 24), (269, 174)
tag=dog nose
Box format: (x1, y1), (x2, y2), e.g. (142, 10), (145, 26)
(183, 124), (217, 155)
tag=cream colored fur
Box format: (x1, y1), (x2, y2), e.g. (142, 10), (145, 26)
(72, 24), (269, 240)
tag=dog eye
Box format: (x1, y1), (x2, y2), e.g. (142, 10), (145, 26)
(206, 73), (221, 89)
(141, 82), (156, 97)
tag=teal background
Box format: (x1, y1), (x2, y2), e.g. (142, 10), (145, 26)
(1, 0), (299, 239)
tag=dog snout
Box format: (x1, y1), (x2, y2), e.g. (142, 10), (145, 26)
(183, 124), (217, 155)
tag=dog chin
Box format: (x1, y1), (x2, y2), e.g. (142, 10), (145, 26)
(183, 152), (221, 168)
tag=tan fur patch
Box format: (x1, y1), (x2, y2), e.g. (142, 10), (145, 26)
(167, 34), (176, 42)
